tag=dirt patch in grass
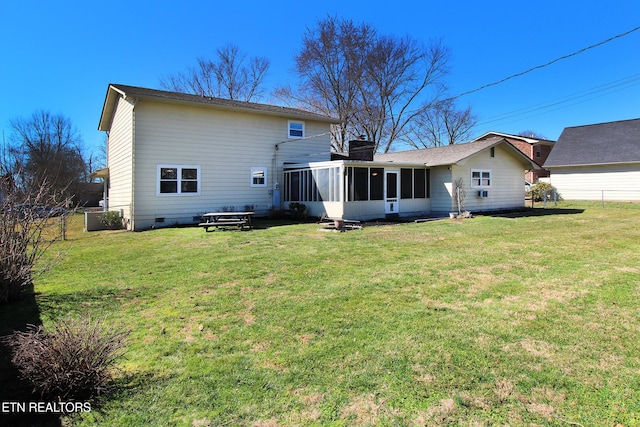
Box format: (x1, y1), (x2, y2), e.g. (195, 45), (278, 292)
(527, 402), (555, 421)
(340, 393), (389, 425)
(503, 338), (557, 359)
(285, 388), (324, 424)
(494, 378), (515, 403)
(414, 398), (456, 425)
(241, 299), (256, 325)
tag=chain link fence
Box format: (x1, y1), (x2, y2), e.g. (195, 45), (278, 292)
(529, 188), (640, 208)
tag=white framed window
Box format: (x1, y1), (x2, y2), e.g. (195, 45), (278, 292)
(157, 164), (201, 196)
(250, 167), (267, 187)
(288, 120), (305, 138)
(471, 169), (492, 188)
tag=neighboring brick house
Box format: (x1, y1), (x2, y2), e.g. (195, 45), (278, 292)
(471, 132), (555, 183)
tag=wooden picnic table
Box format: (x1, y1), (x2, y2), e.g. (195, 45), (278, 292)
(199, 211), (254, 232)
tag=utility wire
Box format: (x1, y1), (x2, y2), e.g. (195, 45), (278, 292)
(476, 73), (640, 126)
(450, 25), (640, 101)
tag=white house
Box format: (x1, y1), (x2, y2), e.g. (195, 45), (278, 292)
(96, 84), (339, 230)
(95, 84), (541, 230)
(284, 137), (540, 220)
(544, 118), (640, 201)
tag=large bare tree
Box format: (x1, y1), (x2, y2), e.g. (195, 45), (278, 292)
(161, 44), (270, 102)
(408, 98), (478, 148)
(275, 16), (450, 153)
(7, 110), (87, 198)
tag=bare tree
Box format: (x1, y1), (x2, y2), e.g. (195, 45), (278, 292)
(357, 35), (449, 153)
(7, 110), (87, 199)
(275, 17), (374, 152)
(0, 174), (69, 303)
(518, 130), (548, 140)
(161, 44), (270, 102)
(275, 16), (450, 153)
(408, 98), (478, 148)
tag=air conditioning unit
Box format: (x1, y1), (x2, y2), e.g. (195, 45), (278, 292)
(477, 190), (488, 198)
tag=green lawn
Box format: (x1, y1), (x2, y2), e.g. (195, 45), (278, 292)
(25, 203), (640, 425)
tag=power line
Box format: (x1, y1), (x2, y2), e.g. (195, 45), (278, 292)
(476, 73), (640, 127)
(451, 25), (640, 101)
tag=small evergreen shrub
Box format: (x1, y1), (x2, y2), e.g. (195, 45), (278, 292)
(4, 317), (130, 400)
(100, 211), (123, 229)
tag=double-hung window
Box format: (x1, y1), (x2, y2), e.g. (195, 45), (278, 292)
(251, 167), (267, 187)
(471, 169), (491, 188)
(158, 165), (201, 196)
(288, 120), (305, 138)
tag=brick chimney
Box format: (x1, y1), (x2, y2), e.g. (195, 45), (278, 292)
(348, 137), (375, 161)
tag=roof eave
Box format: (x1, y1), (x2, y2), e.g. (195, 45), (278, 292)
(546, 160), (640, 168)
(103, 84), (340, 125)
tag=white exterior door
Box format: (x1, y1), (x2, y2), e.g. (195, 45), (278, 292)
(385, 170), (399, 214)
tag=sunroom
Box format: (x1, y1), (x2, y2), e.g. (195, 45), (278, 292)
(282, 160), (431, 220)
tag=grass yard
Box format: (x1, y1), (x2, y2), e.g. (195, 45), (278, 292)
(8, 202), (640, 425)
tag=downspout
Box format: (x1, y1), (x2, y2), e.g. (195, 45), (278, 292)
(272, 142), (281, 209)
(129, 98), (137, 230)
(104, 130), (110, 211)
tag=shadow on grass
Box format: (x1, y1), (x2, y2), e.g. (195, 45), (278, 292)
(482, 208), (585, 218)
(0, 285), (61, 427)
(34, 286), (140, 322)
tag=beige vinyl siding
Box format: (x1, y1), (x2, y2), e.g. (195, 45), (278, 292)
(429, 166), (454, 213)
(455, 144), (527, 212)
(106, 97), (134, 227)
(129, 102), (331, 229)
(548, 164), (640, 201)
(429, 145), (527, 214)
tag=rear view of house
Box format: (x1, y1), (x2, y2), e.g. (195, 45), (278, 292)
(97, 84), (339, 230)
(544, 118), (640, 201)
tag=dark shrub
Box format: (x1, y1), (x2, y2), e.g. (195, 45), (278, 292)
(288, 202), (308, 220)
(4, 317), (130, 400)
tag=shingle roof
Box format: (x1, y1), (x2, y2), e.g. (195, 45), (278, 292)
(544, 118), (640, 167)
(99, 84), (340, 130)
(375, 137), (539, 168)
(473, 131), (556, 145)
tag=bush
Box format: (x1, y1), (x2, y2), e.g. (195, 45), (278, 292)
(100, 211), (123, 229)
(288, 202), (308, 220)
(4, 317), (130, 400)
(531, 182), (559, 202)
(1, 175), (69, 303)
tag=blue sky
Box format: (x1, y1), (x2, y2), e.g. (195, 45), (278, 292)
(1, 0), (639, 158)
